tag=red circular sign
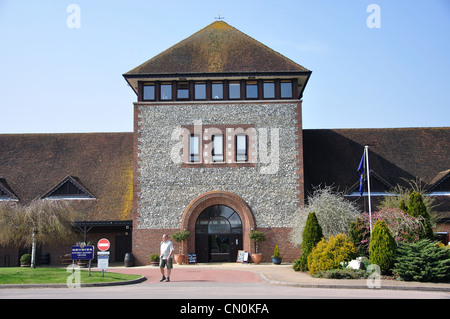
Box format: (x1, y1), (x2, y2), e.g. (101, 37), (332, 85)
(97, 238), (110, 251)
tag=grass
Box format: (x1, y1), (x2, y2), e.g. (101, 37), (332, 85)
(0, 267), (141, 285)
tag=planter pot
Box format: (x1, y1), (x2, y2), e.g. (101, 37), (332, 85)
(150, 260), (159, 267)
(77, 260), (88, 268)
(271, 257), (282, 265)
(20, 263), (30, 267)
(251, 253), (263, 264)
(175, 254), (186, 265)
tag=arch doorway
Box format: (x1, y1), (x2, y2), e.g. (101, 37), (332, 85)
(195, 205), (243, 262)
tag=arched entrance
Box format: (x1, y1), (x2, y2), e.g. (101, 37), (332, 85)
(181, 191), (255, 262)
(195, 205), (242, 262)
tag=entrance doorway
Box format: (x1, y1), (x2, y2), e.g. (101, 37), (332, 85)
(195, 205), (243, 262)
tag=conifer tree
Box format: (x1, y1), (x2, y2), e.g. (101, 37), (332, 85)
(393, 239), (450, 282)
(407, 191), (434, 239)
(294, 212), (323, 271)
(369, 220), (397, 275)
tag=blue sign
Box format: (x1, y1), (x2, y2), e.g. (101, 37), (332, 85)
(71, 245), (94, 260)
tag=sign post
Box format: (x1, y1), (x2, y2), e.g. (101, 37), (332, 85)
(71, 244), (94, 276)
(97, 238), (110, 277)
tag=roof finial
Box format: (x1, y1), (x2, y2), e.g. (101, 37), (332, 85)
(214, 11), (225, 21)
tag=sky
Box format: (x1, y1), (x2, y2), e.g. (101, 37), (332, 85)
(0, 0), (449, 134)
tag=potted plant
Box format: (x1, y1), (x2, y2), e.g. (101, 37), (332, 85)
(20, 254), (31, 267)
(249, 230), (266, 264)
(150, 253), (160, 267)
(271, 245), (283, 265)
(172, 230), (190, 265)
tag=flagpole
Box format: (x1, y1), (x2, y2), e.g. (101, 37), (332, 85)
(365, 145), (373, 235)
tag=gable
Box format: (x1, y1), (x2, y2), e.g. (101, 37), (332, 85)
(42, 176), (95, 199)
(427, 170), (450, 195)
(0, 178), (18, 201)
(345, 170), (394, 197)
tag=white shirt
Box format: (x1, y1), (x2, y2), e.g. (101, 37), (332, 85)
(160, 240), (174, 259)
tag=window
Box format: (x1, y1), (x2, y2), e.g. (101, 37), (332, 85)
(281, 80), (293, 98)
(177, 82), (189, 99)
(229, 82), (241, 99)
(212, 135), (224, 162)
(212, 82), (223, 99)
(236, 135), (247, 162)
(42, 176), (94, 200)
(161, 83), (172, 100)
(246, 81), (258, 99)
(263, 81), (275, 99)
(189, 135), (200, 162)
(195, 82), (206, 100)
(143, 83), (155, 100)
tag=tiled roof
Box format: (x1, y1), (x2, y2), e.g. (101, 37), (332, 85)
(124, 21), (310, 76)
(0, 133), (133, 221)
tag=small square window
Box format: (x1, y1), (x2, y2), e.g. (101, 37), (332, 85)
(263, 82), (275, 99)
(161, 83), (172, 100)
(246, 81), (258, 99)
(212, 82), (223, 100)
(195, 83), (206, 100)
(143, 84), (155, 100)
(281, 81), (293, 98)
(229, 82), (241, 99)
(177, 82), (189, 99)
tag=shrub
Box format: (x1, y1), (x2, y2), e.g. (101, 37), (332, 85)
(406, 192), (434, 239)
(393, 239), (450, 282)
(290, 186), (360, 247)
(307, 234), (357, 275)
(293, 212), (323, 271)
(350, 208), (427, 254)
(249, 230), (266, 253)
(20, 254), (31, 264)
(314, 268), (368, 279)
(272, 245), (282, 258)
(369, 220), (396, 275)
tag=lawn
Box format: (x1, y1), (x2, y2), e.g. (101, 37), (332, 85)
(0, 267), (142, 285)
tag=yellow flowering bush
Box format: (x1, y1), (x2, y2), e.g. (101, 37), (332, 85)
(307, 234), (357, 275)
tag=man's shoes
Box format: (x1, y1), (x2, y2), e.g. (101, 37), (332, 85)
(166, 277), (170, 282)
(160, 276), (166, 282)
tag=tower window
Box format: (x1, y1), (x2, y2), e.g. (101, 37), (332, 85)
(212, 82), (223, 99)
(229, 82), (241, 99)
(177, 82), (189, 99)
(281, 80), (293, 98)
(189, 135), (200, 162)
(263, 81), (275, 99)
(161, 83), (172, 100)
(212, 135), (224, 162)
(236, 135), (248, 162)
(246, 81), (258, 99)
(143, 83), (155, 100)
(195, 82), (206, 100)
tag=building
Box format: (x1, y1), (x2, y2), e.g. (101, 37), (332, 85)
(0, 21), (448, 266)
(123, 21), (311, 264)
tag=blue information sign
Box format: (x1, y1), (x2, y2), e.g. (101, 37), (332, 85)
(71, 245), (94, 260)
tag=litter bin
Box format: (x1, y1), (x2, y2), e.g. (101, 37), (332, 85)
(124, 253), (134, 267)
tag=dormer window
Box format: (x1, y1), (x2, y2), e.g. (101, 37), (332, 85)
(42, 176), (95, 200)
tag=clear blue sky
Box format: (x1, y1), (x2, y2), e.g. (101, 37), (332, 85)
(1, 0), (449, 133)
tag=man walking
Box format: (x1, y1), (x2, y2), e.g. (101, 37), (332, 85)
(159, 234), (174, 282)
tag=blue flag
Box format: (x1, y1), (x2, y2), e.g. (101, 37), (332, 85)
(357, 151), (365, 196)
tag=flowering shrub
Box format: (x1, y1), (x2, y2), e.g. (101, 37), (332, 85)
(349, 208), (427, 254)
(307, 234), (357, 275)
